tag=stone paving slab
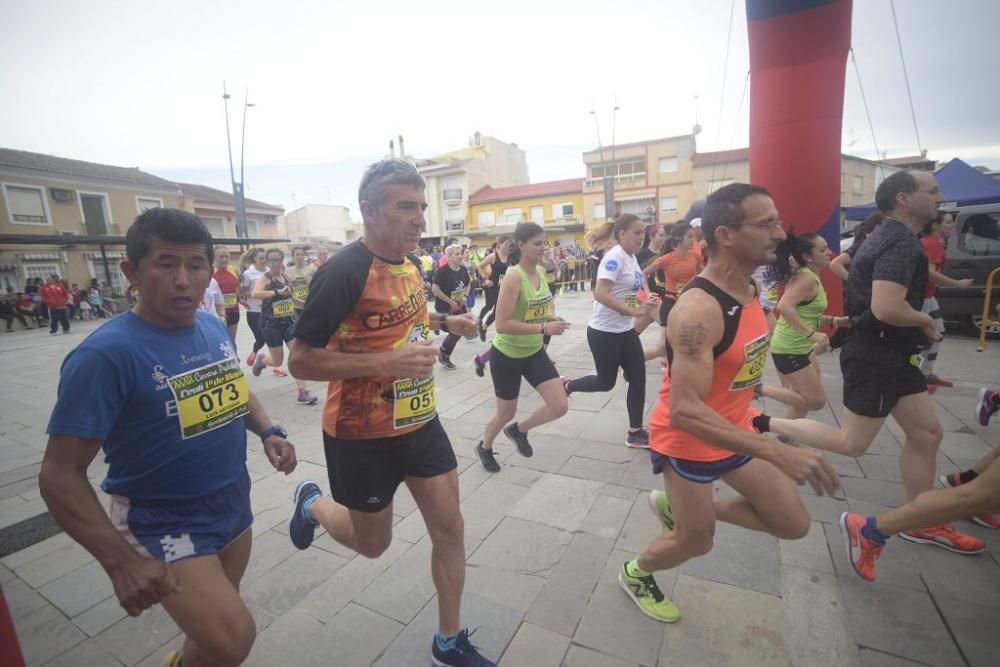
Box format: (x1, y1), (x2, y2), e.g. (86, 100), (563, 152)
(3, 293), (1000, 665)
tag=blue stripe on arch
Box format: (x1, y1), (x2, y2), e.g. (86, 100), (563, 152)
(746, 0), (838, 22)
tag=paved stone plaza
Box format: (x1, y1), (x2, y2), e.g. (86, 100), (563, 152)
(2, 291), (999, 666)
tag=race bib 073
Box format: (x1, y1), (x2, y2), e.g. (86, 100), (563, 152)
(392, 377), (436, 429)
(730, 333), (770, 391)
(167, 357), (249, 439)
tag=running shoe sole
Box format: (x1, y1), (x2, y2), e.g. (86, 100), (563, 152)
(617, 573), (680, 624)
(971, 515), (1000, 529)
(898, 531), (986, 554)
(939, 473), (959, 488)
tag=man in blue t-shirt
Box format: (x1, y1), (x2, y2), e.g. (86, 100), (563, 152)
(40, 208), (297, 667)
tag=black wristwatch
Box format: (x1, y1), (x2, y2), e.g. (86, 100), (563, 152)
(260, 424), (287, 442)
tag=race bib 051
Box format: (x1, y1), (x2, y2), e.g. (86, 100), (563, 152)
(392, 377), (436, 429)
(167, 357), (249, 439)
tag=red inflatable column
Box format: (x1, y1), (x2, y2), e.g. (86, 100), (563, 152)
(747, 0), (852, 312)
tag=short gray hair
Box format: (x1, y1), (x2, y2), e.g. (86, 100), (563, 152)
(358, 159), (425, 212)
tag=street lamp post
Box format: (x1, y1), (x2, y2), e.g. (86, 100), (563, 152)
(222, 82), (253, 250)
(589, 108), (615, 222)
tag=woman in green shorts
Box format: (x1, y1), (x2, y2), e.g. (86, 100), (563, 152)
(475, 223), (570, 472)
(767, 231), (849, 418)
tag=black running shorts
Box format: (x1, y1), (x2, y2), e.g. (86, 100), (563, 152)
(322, 417), (457, 512)
(489, 345), (560, 401)
(771, 352), (812, 375)
(841, 339), (926, 418)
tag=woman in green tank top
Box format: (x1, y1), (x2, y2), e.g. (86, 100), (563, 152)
(766, 231), (850, 419)
(475, 223), (571, 472)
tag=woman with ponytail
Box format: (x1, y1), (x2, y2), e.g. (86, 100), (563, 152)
(476, 223), (570, 471)
(565, 214), (658, 448)
(641, 222), (702, 329)
(766, 231), (849, 418)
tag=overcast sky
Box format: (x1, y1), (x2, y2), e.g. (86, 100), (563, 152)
(3, 0), (998, 217)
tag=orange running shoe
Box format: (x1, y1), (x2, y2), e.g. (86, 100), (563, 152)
(899, 524), (985, 554)
(839, 512), (883, 582)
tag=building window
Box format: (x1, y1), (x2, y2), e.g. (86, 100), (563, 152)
(852, 175), (863, 195)
(477, 211), (496, 228)
(136, 197), (163, 214)
(593, 203), (606, 219)
(24, 263), (60, 282)
(658, 157), (678, 173)
(201, 217), (225, 237)
(2, 183), (51, 225)
(840, 173), (847, 195)
(88, 259), (127, 297)
(502, 208), (523, 225)
(245, 219), (260, 238)
(529, 206), (544, 224)
(660, 196), (679, 214)
(552, 203), (574, 219)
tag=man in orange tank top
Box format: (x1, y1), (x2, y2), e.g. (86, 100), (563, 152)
(618, 183), (842, 623)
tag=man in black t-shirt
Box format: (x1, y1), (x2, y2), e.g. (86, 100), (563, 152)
(766, 170), (984, 557)
(432, 244), (471, 370)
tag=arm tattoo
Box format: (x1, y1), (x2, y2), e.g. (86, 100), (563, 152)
(678, 320), (708, 355)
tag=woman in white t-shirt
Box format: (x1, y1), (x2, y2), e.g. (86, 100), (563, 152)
(240, 247), (269, 367)
(198, 276), (226, 322)
(565, 214), (659, 448)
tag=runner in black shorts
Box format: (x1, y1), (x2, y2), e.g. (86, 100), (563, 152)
(432, 243), (472, 371)
(250, 248), (318, 405)
(764, 170), (984, 555)
(286, 158), (496, 667)
(475, 222), (569, 472)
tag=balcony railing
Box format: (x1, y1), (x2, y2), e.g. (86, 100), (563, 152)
(442, 188), (463, 201)
(584, 172), (647, 188)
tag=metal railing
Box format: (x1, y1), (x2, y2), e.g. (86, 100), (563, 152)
(977, 266), (1000, 351)
(442, 188), (463, 201)
(584, 172), (647, 188)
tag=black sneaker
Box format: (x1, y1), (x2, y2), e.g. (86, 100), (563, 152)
(626, 428), (650, 449)
(475, 441), (500, 472)
(474, 355), (486, 378)
(503, 422), (533, 457)
(431, 628), (495, 667)
(439, 353), (457, 370)
(288, 480), (322, 550)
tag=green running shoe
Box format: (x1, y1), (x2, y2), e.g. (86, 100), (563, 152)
(618, 562), (680, 623)
(647, 489), (674, 531)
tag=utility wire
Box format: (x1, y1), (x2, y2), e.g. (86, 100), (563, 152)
(719, 70), (750, 186)
(710, 0), (736, 188)
(890, 0), (923, 156)
(850, 48), (885, 181)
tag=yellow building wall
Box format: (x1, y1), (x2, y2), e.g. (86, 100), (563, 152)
(467, 191), (586, 247)
(0, 174), (181, 235)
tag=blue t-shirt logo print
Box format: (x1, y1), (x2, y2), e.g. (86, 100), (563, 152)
(603, 259), (618, 272)
(633, 272), (642, 290)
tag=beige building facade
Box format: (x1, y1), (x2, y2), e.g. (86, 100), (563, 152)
(177, 182), (285, 244)
(416, 133), (529, 242)
(581, 134), (698, 227)
(0, 148), (183, 295)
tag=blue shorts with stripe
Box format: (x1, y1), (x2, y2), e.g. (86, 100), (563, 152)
(651, 451), (753, 483)
(109, 467), (253, 563)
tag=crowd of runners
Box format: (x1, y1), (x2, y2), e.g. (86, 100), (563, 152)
(36, 158), (999, 666)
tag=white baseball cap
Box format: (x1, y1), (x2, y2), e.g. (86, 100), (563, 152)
(690, 217), (702, 228)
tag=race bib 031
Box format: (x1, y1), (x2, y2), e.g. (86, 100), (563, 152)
(167, 357), (249, 439)
(525, 294), (552, 324)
